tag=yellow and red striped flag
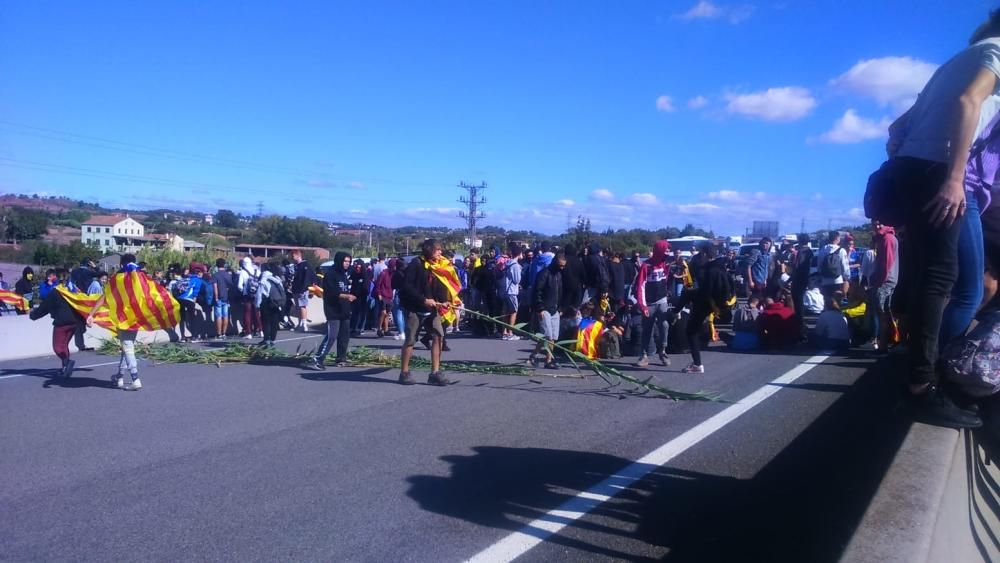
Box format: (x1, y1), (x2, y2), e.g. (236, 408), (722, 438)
(425, 256), (462, 324)
(57, 272), (179, 334)
(0, 289), (29, 313)
(576, 318), (604, 360)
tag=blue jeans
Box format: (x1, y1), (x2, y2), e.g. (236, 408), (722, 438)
(392, 294), (406, 335)
(940, 194), (984, 347)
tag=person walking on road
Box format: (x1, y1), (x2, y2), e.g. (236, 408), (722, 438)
(634, 240), (673, 368)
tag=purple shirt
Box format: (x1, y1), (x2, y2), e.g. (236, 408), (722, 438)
(967, 109), (1000, 213)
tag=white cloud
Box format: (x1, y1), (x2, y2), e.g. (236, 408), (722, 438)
(818, 109), (892, 144)
(707, 190), (741, 201)
(677, 203), (721, 213)
(688, 95), (709, 109)
(348, 181), (366, 190)
(555, 199), (575, 208)
(628, 192), (660, 205)
(677, 1), (721, 20)
(676, 1), (754, 24)
(830, 56), (938, 110)
(725, 87), (817, 122)
(655, 95), (676, 112)
(348, 209), (368, 215)
(590, 188), (615, 201)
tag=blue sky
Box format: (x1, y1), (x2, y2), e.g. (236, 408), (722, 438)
(0, 1), (995, 235)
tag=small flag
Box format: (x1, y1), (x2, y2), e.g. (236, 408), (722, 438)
(0, 289), (29, 313)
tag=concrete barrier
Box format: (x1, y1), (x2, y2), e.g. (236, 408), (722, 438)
(0, 296), (328, 362)
(842, 424), (1000, 563)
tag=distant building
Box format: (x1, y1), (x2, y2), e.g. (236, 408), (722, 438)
(233, 243), (330, 260)
(204, 214), (214, 226)
(81, 215), (145, 252)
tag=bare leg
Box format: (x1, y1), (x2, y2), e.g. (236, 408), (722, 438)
(401, 344), (414, 373)
(431, 335), (441, 372)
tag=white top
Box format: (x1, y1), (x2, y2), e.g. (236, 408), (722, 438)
(899, 38), (1000, 163)
(817, 244), (851, 286)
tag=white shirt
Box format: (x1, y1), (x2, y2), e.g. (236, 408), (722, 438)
(816, 244), (851, 286)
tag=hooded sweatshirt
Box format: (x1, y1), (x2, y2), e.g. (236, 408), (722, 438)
(14, 266), (34, 297)
(873, 226), (899, 286)
(636, 241), (670, 311)
(237, 256), (260, 296)
(562, 244), (585, 294)
(323, 252), (353, 320)
(527, 250), (555, 292)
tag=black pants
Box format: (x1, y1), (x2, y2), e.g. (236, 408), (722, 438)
(687, 301), (712, 366)
(179, 299), (196, 338)
(73, 323), (87, 349)
(317, 318), (351, 363)
(260, 306), (280, 342)
(895, 157), (963, 385)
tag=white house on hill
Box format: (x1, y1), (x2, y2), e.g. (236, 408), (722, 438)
(81, 215), (145, 252)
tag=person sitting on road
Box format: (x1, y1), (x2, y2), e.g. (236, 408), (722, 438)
(759, 296), (798, 350)
(813, 293), (851, 352)
(730, 296), (762, 351)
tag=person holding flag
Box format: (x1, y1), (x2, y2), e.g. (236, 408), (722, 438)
(398, 239), (462, 386)
(65, 253), (181, 391)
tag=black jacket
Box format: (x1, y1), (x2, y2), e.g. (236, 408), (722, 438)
(688, 258), (732, 311)
(29, 290), (81, 327)
(562, 247), (585, 292)
(399, 258), (449, 313)
(583, 242), (610, 293)
(291, 261), (315, 294)
(608, 260), (626, 302)
(323, 252), (353, 320)
(533, 266), (563, 315)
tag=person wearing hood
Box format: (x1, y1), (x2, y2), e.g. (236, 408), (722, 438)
(29, 277), (84, 377)
(679, 244), (732, 374)
(175, 262), (207, 342)
(14, 266), (35, 311)
(398, 239), (456, 386)
(634, 241), (672, 368)
(561, 243), (585, 310)
(257, 262), (286, 347)
(867, 222), (899, 351)
(349, 259), (372, 335)
(308, 252), (356, 370)
(532, 251), (566, 369)
(237, 256), (263, 339)
(582, 241), (610, 305)
(374, 258), (395, 337)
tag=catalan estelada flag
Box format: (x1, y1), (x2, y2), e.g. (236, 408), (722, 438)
(0, 289), (29, 313)
(576, 318), (604, 360)
(57, 272), (179, 334)
(425, 256), (462, 324)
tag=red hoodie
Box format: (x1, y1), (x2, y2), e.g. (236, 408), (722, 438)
(636, 240), (670, 312)
(759, 302), (798, 348)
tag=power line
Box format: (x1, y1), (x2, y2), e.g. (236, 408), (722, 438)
(0, 118), (447, 188)
(0, 157), (437, 205)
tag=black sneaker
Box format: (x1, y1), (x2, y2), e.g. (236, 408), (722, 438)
(428, 372), (451, 386)
(544, 361), (560, 370)
(442, 343), (451, 352)
(905, 385), (982, 429)
(305, 358), (326, 371)
(334, 359), (353, 368)
(658, 352), (671, 367)
(62, 359), (76, 378)
(398, 371), (416, 385)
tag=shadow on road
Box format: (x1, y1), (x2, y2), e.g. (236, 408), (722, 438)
(299, 367), (395, 384)
(406, 357), (913, 562)
(0, 367), (115, 389)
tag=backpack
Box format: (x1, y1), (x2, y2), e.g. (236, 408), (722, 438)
(942, 310), (1000, 398)
(266, 278), (286, 312)
(243, 266), (261, 297)
(172, 278), (190, 297)
(819, 248), (845, 279)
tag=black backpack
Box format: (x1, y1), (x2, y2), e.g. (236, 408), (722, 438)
(243, 266), (261, 297)
(266, 278), (286, 312)
(820, 248), (845, 279)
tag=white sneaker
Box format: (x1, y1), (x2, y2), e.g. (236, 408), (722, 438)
(125, 377), (142, 391)
(111, 375), (125, 389)
(683, 364), (705, 374)
(243, 334), (254, 340)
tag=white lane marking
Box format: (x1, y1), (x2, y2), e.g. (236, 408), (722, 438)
(0, 335), (325, 380)
(465, 355), (831, 563)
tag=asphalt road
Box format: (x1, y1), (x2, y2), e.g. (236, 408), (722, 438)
(0, 330), (908, 562)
